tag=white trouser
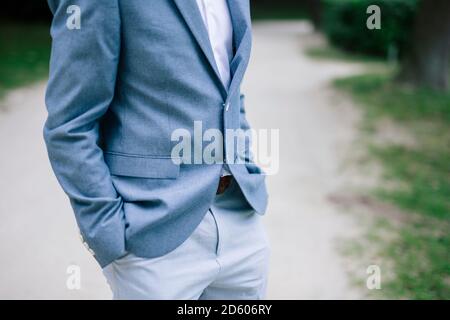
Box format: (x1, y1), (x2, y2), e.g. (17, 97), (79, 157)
(102, 181), (270, 300)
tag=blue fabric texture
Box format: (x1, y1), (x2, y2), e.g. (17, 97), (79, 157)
(103, 181), (270, 300)
(44, 0), (268, 267)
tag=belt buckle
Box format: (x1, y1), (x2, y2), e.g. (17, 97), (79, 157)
(216, 176), (232, 195)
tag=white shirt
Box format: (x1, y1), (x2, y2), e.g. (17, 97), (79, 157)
(196, 0), (234, 89)
(196, 0), (234, 176)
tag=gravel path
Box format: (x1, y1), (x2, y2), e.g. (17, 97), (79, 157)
(0, 21), (366, 299)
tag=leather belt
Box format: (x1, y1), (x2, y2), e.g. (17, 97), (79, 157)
(216, 176), (232, 195)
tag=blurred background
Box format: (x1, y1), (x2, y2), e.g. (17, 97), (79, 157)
(0, 0), (448, 299)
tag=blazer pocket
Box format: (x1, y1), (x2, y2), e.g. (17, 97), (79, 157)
(104, 152), (180, 179)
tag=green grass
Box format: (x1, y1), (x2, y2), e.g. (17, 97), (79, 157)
(384, 217), (450, 299)
(335, 73), (450, 123)
(335, 72), (450, 299)
(0, 22), (51, 98)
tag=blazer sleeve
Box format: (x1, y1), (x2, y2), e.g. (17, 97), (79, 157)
(44, 0), (125, 267)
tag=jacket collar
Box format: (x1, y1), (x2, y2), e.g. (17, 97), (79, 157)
(173, 0), (251, 97)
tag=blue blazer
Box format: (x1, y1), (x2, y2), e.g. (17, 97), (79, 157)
(44, 0), (268, 267)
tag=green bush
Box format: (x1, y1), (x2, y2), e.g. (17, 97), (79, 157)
(322, 0), (418, 58)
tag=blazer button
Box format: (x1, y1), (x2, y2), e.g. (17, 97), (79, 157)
(223, 102), (230, 111)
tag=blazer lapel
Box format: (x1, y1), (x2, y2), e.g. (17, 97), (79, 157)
(227, 0), (251, 99)
(173, 0), (225, 93)
(227, 0), (250, 63)
(173, 0), (251, 98)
